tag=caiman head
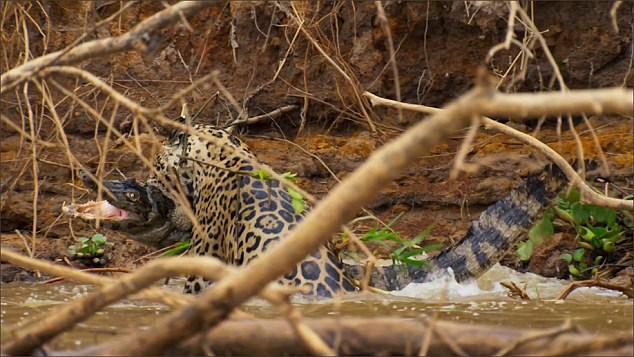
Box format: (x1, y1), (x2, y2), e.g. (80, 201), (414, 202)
(63, 172), (192, 249)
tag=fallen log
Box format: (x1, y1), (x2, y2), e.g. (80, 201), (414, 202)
(66, 317), (633, 356)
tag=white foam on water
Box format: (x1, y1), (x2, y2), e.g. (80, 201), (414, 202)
(388, 263), (626, 301)
(390, 267), (505, 301)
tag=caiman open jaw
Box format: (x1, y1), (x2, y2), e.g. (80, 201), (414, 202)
(63, 200), (138, 221)
(62, 174), (193, 249)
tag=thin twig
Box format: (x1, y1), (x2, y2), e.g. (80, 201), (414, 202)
(1, 1), (216, 94)
(375, 1), (403, 124)
(0, 249), (291, 356)
(363, 90), (634, 211)
(556, 279), (633, 300)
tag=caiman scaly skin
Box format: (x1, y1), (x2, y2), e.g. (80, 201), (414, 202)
(343, 165), (568, 290)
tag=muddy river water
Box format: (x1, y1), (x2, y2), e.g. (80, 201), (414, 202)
(1, 265), (632, 351)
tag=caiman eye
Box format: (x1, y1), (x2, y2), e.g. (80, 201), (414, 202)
(126, 192), (139, 201)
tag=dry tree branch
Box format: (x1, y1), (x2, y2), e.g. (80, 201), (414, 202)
(33, 66), (216, 117)
(2, 248), (331, 357)
(0, 249), (295, 356)
(374, 1), (403, 124)
(0, 113), (57, 147)
(164, 318), (633, 356)
(610, 1), (623, 34)
(0, 1), (217, 93)
(495, 319), (576, 357)
(227, 104), (298, 127)
(275, 2), (378, 134)
(485, 2), (610, 176)
(486, 1), (520, 62)
(513, 5), (611, 176)
(556, 279), (633, 300)
(23, 81), (38, 258)
(450, 115), (481, 179)
(0, 248), (193, 338)
(363, 90), (634, 211)
(265, 289), (337, 356)
(253, 135), (384, 285)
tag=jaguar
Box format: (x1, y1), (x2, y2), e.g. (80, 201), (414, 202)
(67, 123), (569, 295)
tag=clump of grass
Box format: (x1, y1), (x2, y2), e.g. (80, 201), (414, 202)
(342, 213), (443, 268)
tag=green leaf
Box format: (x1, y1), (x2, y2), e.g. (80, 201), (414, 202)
(594, 256), (603, 265)
(410, 223), (437, 246)
(395, 248), (423, 259)
(78, 237), (90, 244)
(603, 224), (622, 241)
(517, 240), (534, 261)
(589, 226), (607, 237)
(543, 207), (555, 221)
(554, 206), (575, 224)
(561, 253), (572, 264)
(570, 203), (590, 225)
(287, 187), (303, 200)
(572, 248), (585, 262)
(578, 226), (594, 241)
(415, 243), (443, 253)
(398, 257), (429, 267)
(590, 236), (602, 249)
(602, 240), (616, 252)
(291, 198), (305, 215)
(78, 246), (93, 254)
(577, 241), (594, 250)
(588, 206), (612, 225)
(565, 187), (581, 205)
(91, 233), (107, 245)
(252, 169), (271, 181)
(556, 195), (570, 210)
(385, 213), (404, 229)
(568, 264), (581, 276)
(528, 217), (554, 244)
(161, 241), (191, 257)
(607, 210), (617, 227)
(281, 172), (297, 182)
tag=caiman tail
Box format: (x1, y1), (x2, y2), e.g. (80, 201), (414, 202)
(344, 164), (568, 290)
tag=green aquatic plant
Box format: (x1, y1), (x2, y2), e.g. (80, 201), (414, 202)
(68, 233), (114, 267)
(344, 213), (443, 267)
(518, 187), (631, 279)
(161, 240), (191, 257)
(68, 233), (113, 257)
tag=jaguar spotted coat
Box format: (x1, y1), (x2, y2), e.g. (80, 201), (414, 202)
(150, 125), (357, 296)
